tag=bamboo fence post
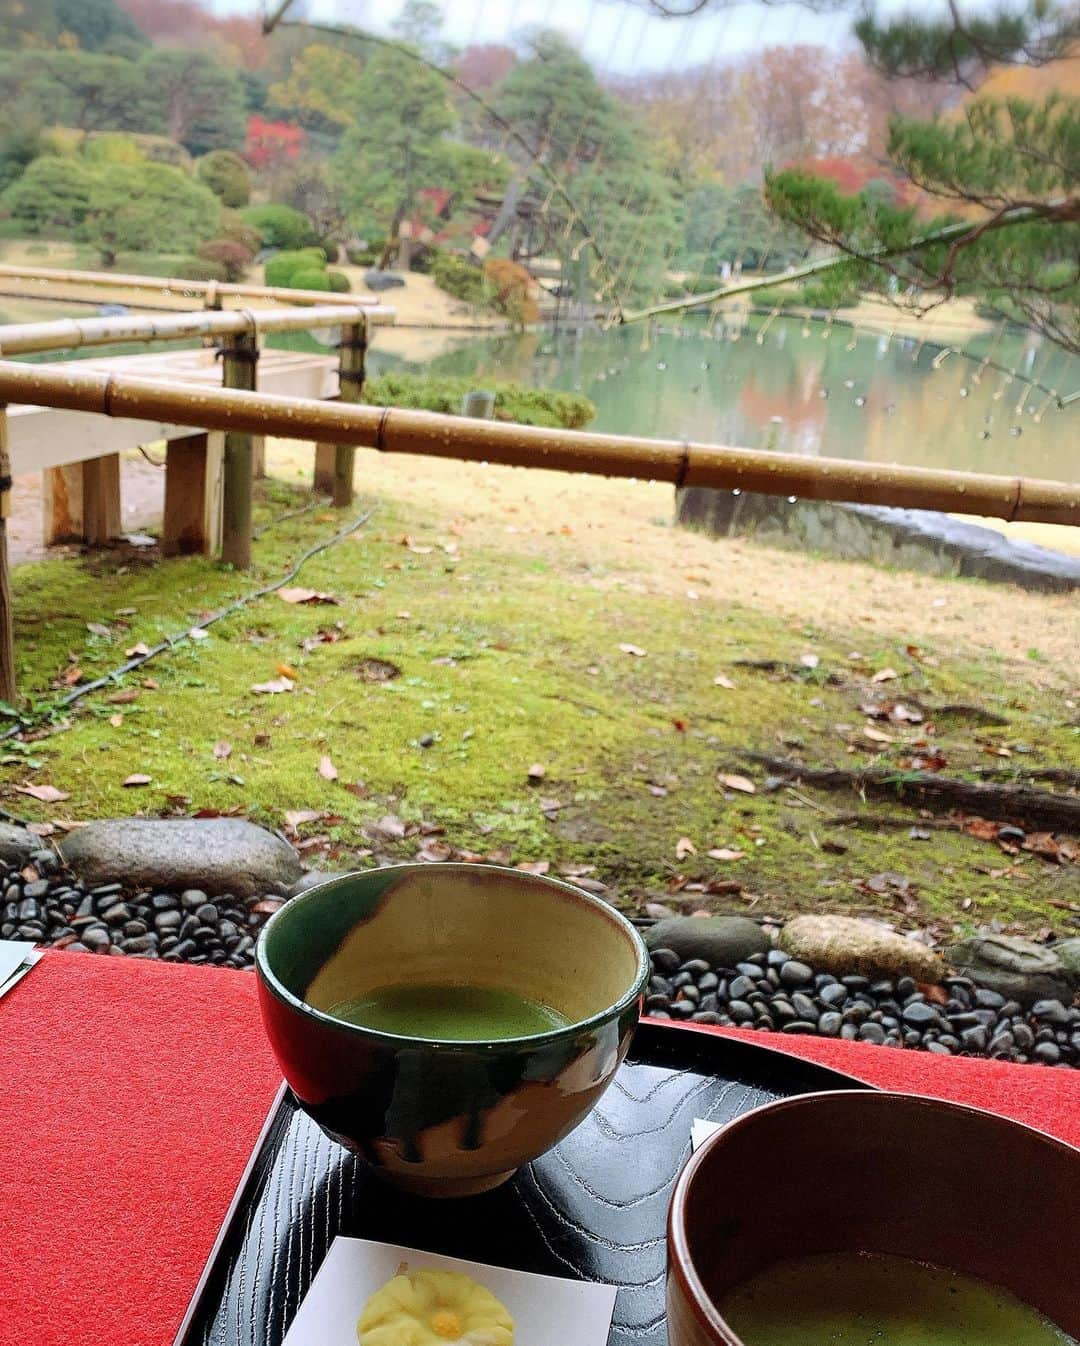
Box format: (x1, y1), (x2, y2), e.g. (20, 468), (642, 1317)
(0, 407), (14, 703)
(332, 320), (366, 508)
(220, 330), (258, 569)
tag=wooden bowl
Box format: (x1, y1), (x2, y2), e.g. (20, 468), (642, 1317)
(667, 1090), (1080, 1345)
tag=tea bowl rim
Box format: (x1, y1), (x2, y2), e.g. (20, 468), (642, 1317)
(667, 1088), (1080, 1345)
(255, 861), (650, 1052)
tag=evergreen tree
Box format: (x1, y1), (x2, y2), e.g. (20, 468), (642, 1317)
(763, 4), (1080, 352)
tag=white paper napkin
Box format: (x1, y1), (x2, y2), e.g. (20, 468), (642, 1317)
(284, 1236), (617, 1346)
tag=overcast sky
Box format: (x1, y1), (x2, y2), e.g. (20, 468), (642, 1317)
(205, 0), (910, 71)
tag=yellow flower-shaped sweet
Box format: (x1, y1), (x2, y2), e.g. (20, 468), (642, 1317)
(358, 1268), (515, 1346)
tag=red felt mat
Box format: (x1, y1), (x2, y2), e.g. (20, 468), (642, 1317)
(1, 952), (1077, 1346)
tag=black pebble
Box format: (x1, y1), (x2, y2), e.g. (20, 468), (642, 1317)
(650, 948), (680, 975)
(779, 960), (813, 988)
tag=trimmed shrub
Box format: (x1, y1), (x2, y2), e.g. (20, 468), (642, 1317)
(197, 150), (251, 208)
(174, 257), (229, 282)
(264, 246), (326, 287)
(197, 238), (253, 282)
(431, 251), (485, 305)
(290, 266), (330, 291)
(364, 373), (595, 430)
(317, 238), (340, 263)
(483, 257), (539, 325)
(82, 134), (144, 167)
(218, 209), (261, 256)
(242, 202), (316, 250)
(327, 269), (351, 292)
(2, 156), (95, 231)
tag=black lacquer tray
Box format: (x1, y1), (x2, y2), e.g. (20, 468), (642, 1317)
(176, 1023), (870, 1346)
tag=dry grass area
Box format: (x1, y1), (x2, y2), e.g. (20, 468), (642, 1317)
(269, 439), (1079, 673)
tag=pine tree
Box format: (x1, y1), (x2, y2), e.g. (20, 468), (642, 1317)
(764, 3), (1079, 352)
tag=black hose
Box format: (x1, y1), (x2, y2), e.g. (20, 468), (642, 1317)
(0, 501), (378, 751)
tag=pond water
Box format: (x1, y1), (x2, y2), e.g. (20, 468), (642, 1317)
(375, 315), (1080, 484)
(5, 295), (1076, 484)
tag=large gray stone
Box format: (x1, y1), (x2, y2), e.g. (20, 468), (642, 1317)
(59, 818), (304, 898)
(1054, 938), (1080, 992)
(676, 489), (1080, 593)
(644, 916), (769, 967)
(779, 914), (942, 984)
(0, 822), (39, 867)
(946, 934), (1072, 1008)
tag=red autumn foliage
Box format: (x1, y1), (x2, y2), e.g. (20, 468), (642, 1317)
(244, 116), (306, 171)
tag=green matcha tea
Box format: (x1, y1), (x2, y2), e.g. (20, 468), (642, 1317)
(718, 1252), (1076, 1346)
(327, 983), (570, 1040)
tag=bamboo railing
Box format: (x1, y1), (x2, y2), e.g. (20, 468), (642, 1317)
(0, 262), (385, 311)
(0, 358), (1076, 527)
(0, 303), (390, 357)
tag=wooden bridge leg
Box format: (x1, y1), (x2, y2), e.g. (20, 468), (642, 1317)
(332, 321), (366, 508)
(0, 408), (14, 704)
(252, 435), (267, 479)
(220, 331), (258, 569)
(44, 453), (121, 545)
(82, 453), (121, 545)
(163, 431), (223, 556)
(313, 442), (336, 494)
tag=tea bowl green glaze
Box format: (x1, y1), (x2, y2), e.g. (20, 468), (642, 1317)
(255, 863), (648, 1197)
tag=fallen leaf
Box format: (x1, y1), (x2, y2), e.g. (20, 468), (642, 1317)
(1023, 832), (1061, 861)
(285, 809), (323, 829)
(964, 818), (1000, 842)
(672, 718), (688, 732)
(618, 643), (647, 657)
(407, 544), (433, 554)
(909, 827), (932, 841)
(648, 784), (668, 797)
(60, 666), (84, 686)
(142, 678), (159, 690)
(708, 847), (745, 861)
(251, 678), (294, 695)
(86, 622), (112, 638)
(863, 725), (894, 744)
(367, 814), (407, 841)
(14, 783), (69, 803)
(109, 713), (123, 728)
(417, 840), (453, 862)
(713, 674), (737, 689)
(515, 860), (550, 875)
(276, 663), (299, 682)
(213, 740), (232, 760)
(188, 628), (209, 641)
(125, 642), (151, 658)
(872, 667), (899, 683)
(278, 588), (339, 605)
(527, 762), (546, 783)
(122, 773), (152, 787)
(645, 902), (678, 920)
(675, 836), (697, 859)
(799, 653), (819, 669)
(318, 754), (338, 781)
(717, 772), (756, 794)
(106, 688), (139, 705)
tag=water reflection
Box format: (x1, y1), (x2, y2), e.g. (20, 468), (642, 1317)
(379, 316), (1078, 483)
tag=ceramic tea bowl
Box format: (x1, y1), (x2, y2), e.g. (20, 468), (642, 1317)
(667, 1090), (1080, 1345)
(256, 863), (648, 1197)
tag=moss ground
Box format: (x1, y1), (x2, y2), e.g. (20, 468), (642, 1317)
(3, 448), (1078, 943)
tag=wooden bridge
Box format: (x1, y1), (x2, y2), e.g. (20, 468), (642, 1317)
(12, 345), (341, 555)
